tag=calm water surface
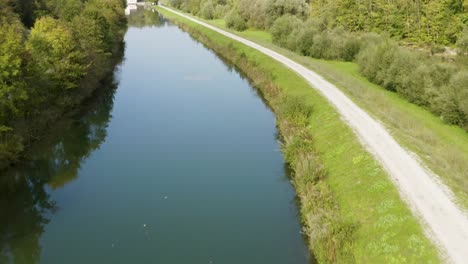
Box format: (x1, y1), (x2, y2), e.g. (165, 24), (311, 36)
(0, 10), (311, 264)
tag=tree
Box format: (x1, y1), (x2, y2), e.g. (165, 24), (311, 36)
(45, 0), (84, 21)
(0, 17), (27, 126)
(0, 15), (28, 164)
(26, 17), (86, 91)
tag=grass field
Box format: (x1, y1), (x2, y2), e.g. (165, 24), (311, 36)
(186, 16), (468, 209)
(157, 7), (440, 263)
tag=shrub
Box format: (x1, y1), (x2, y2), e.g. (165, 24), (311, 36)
(200, 1), (215, 19)
(264, 0), (310, 28)
(439, 71), (468, 126)
(270, 15), (304, 50)
(294, 27), (318, 56)
(454, 72), (468, 126)
(279, 94), (313, 126)
(307, 33), (332, 59)
(359, 32), (387, 49)
(356, 41), (398, 90)
(406, 62), (456, 107)
(457, 28), (468, 55)
(213, 4), (230, 19)
(341, 35), (362, 61)
(237, 0), (268, 29)
(225, 10), (247, 31)
(402, 64), (433, 106)
(382, 47), (420, 93)
(292, 19), (322, 56)
(289, 27), (363, 61)
(237, 0), (309, 29)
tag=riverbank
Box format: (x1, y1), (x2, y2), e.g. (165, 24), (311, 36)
(156, 7), (440, 263)
(169, 9), (468, 211)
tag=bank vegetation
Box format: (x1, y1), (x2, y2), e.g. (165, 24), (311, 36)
(0, 0), (127, 169)
(158, 7), (440, 263)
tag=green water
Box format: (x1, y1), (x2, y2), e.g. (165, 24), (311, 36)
(0, 11), (311, 264)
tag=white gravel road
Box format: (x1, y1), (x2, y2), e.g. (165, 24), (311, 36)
(160, 5), (468, 263)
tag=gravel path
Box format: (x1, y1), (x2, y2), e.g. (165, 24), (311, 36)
(160, 5), (468, 263)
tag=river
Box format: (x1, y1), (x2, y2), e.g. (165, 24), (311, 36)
(0, 9), (311, 264)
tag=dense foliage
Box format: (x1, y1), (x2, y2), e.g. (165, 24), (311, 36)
(166, 0), (468, 130)
(166, 0), (467, 45)
(310, 0), (467, 45)
(269, 17), (468, 129)
(0, 0), (126, 169)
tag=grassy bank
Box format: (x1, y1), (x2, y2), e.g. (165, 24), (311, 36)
(173, 14), (468, 209)
(157, 7), (440, 263)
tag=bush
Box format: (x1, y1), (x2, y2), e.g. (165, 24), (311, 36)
(225, 10), (247, 31)
(357, 41), (398, 89)
(294, 27), (318, 56)
(457, 28), (468, 55)
(382, 48), (420, 93)
(213, 4), (230, 19)
(437, 71), (468, 126)
(236, 0), (267, 29)
(282, 25), (362, 61)
(264, 0), (309, 28)
(200, 1), (215, 19)
(404, 62), (455, 107)
(291, 19), (322, 56)
(356, 37), (468, 129)
(237, 0), (309, 30)
(270, 15), (303, 50)
(453, 72), (468, 125)
(307, 33), (332, 59)
(279, 94), (314, 126)
(341, 35), (362, 61)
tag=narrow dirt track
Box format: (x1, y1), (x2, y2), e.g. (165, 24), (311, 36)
(160, 5), (468, 263)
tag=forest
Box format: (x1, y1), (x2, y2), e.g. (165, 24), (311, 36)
(167, 0), (468, 131)
(0, 0), (126, 169)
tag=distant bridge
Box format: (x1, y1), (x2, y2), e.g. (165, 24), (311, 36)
(127, 0), (148, 5)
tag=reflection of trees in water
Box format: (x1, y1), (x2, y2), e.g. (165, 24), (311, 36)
(127, 7), (166, 28)
(0, 77), (118, 263)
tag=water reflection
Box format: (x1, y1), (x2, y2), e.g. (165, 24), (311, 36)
(0, 78), (118, 263)
(178, 22), (317, 263)
(127, 6), (164, 28)
(0, 9), (312, 263)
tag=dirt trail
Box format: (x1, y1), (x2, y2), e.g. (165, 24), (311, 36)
(160, 5), (468, 263)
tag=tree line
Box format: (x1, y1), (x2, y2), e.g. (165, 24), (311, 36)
(0, 0), (126, 169)
(168, 0), (467, 46)
(167, 0), (468, 131)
